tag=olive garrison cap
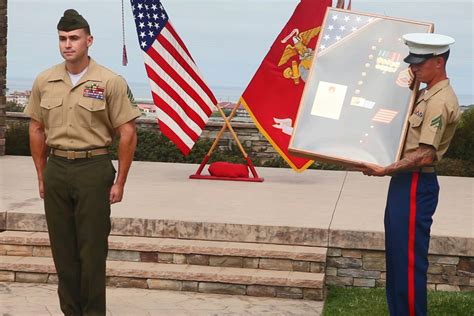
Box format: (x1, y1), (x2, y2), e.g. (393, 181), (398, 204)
(57, 9), (89, 32)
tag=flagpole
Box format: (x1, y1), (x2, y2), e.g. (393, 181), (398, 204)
(336, 0), (351, 10)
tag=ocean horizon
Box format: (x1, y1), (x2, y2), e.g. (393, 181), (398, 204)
(7, 76), (474, 106)
(6, 76), (244, 103)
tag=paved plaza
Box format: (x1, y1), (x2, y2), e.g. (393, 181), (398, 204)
(0, 156), (472, 315)
(0, 282), (324, 315)
(1, 156), (472, 251)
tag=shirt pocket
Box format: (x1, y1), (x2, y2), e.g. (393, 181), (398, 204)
(408, 114), (423, 128)
(77, 97), (107, 128)
(39, 98), (63, 128)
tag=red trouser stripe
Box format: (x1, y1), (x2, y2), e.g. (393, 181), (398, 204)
(408, 172), (419, 316)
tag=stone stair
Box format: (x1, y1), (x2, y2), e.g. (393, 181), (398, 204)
(0, 231), (328, 300)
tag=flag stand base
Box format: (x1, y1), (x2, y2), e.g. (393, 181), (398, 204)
(190, 155), (264, 182)
(190, 175), (264, 182)
(189, 102), (264, 182)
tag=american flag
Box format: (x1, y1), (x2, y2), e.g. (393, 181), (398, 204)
(372, 108), (398, 124)
(131, 0), (217, 155)
(318, 12), (376, 52)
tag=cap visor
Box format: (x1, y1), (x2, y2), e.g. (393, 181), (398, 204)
(403, 54), (428, 64)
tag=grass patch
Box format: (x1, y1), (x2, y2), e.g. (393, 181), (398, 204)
(428, 290), (474, 315)
(323, 287), (474, 316)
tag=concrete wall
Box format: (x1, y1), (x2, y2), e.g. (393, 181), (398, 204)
(325, 248), (473, 291)
(0, 0), (7, 156)
(3, 210), (473, 292)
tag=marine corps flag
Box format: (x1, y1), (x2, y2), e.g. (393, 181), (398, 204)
(240, 0), (331, 171)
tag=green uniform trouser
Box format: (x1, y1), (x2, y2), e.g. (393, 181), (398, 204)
(43, 154), (116, 316)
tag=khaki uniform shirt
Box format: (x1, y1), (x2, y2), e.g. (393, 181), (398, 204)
(24, 58), (141, 150)
(402, 79), (460, 163)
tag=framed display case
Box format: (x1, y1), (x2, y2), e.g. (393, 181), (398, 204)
(288, 8), (433, 167)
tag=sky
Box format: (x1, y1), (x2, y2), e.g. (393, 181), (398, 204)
(6, 0), (474, 105)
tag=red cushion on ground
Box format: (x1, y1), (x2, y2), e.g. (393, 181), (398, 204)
(208, 162), (249, 178)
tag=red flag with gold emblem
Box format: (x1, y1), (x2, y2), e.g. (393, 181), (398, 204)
(240, 0), (332, 171)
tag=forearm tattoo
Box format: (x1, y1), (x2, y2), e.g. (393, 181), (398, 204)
(385, 146), (436, 174)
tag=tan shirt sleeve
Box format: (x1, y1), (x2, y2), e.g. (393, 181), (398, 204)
(23, 78), (43, 124)
(418, 100), (448, 150)
(106, 75), (142, 128)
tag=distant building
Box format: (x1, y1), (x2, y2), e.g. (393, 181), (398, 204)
(217, 102), (250, 118)
(6, 90), (31, 106)
(137, 103), (158, 118)
(137, 101), (251, 120)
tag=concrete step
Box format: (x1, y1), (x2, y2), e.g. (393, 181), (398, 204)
(0, 255), (325, 300)
(3, 210), (335, 249)
(0, 231), (327, 273)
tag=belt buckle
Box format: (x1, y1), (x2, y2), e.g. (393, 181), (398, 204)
(86, 150), (93, 158)
(67, 151), (76, 160)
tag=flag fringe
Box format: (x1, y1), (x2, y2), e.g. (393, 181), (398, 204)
(239, 97), (313, 173)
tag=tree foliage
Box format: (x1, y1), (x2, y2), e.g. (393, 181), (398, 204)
(5, 101), (25, 112)
(445, 107), (474, 162)
(108, 129), (249, 164)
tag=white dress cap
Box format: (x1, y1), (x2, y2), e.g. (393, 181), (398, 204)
(403, 33), (454, 55)
(402, 33), (455, 64)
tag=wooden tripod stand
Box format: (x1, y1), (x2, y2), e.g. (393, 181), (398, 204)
(189, 101), (264, 182)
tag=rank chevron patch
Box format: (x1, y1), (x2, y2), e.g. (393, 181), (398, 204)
(430, 115), (443, 129)
(126, 85), (137, 107)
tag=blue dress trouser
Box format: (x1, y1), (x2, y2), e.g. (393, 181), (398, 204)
(385, 172), (439, 316)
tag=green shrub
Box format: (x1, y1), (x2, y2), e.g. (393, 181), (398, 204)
(110, 129), (249, 165)
(445, 108), (474, 162)
(5, 123), (31, 156)
(5, 101), (25, 112)
(436, 158), (474, 177)
(4, 116), (473, 178)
